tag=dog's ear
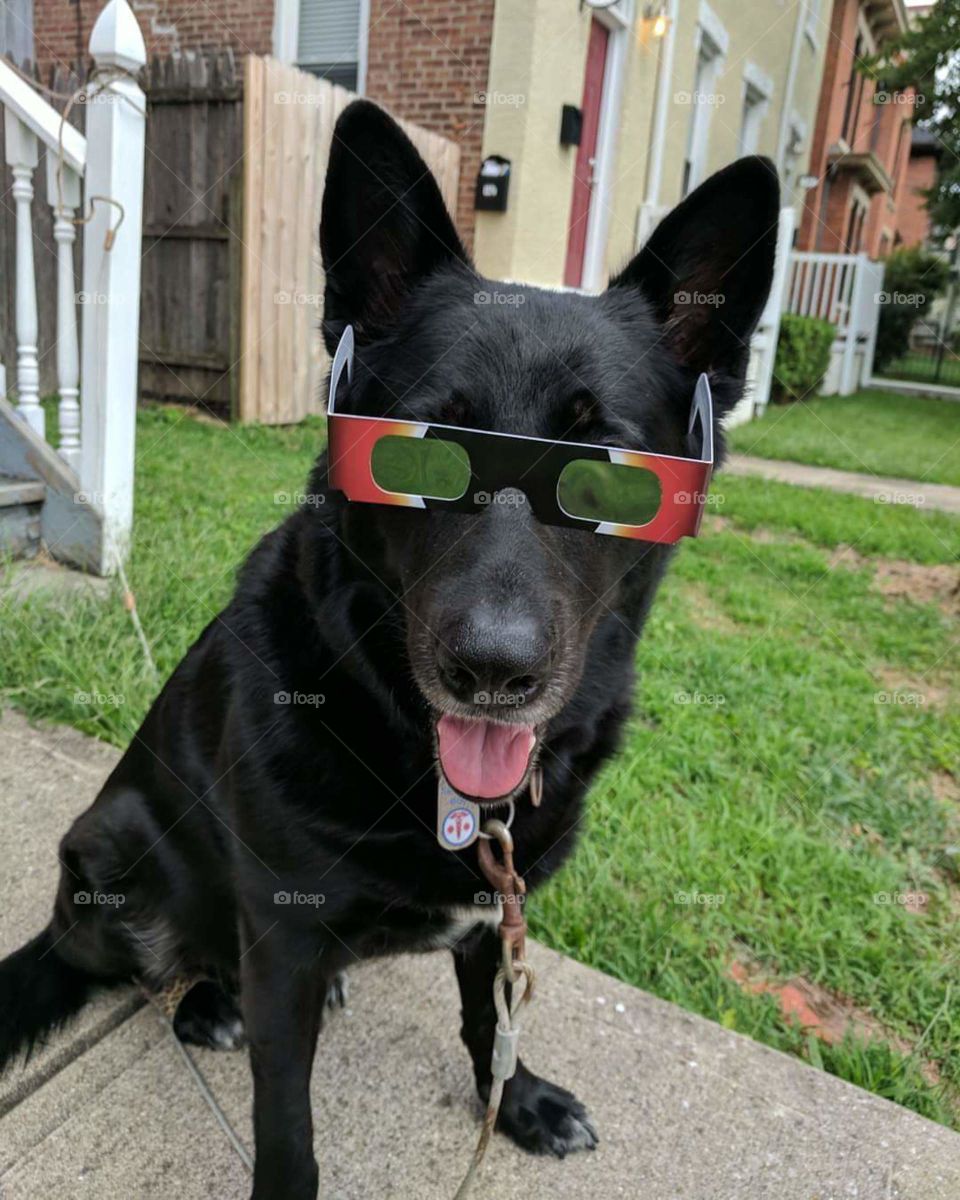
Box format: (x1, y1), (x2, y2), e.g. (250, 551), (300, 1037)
(610, 157), (779, 379)
(320, 99), (469, 351)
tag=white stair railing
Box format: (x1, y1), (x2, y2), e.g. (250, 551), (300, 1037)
(0, 0), (146, 573)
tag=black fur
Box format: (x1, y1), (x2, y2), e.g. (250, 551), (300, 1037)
(0, 100), (777, 1198)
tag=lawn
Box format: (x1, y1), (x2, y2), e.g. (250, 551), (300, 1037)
(727, 389), (960, 486)
(2, 403), (959, 1128)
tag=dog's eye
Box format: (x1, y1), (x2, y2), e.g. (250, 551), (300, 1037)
(568, 390), (600, 430)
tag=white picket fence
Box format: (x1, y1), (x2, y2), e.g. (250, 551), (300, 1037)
(785, 251), (884, 396)
(0, 0), (146, 573)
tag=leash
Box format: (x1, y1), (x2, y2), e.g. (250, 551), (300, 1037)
(452, 815), (536, 1199)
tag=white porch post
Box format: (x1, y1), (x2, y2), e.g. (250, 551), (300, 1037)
(47, 157), (83, 471)
(4, 111), (43, 438)
(79, 0), (147, 572)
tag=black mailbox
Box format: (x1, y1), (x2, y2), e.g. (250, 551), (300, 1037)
(475, 155), (511, 212)
(560, 104), (582, 146)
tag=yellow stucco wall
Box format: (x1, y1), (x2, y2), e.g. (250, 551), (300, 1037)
(473, 0), (829, 288)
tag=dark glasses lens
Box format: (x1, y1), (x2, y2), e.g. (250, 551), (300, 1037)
(557, 459), (662, 526)
(370, 435), (471, 500)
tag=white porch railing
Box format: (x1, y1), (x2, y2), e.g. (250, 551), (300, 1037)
(0, 0), (146, 573)
(785, 251), (884, 396)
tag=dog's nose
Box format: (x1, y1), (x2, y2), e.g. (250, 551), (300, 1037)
(436, 611), (551, 705)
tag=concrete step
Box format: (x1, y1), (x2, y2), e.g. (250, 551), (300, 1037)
(0, 476), (45, 559)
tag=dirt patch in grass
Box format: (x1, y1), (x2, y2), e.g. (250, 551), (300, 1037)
(932, 771), (960, 805)
(729, 958), (941, 1085)
(829, 545), (960, 618)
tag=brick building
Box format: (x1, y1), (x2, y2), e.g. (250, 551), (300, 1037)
(896, 128), (941, 249)
(796, 0), (914, 258)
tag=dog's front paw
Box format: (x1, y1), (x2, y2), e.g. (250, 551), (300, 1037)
(173, 980), (246, 1050)
(496, 1067), (599, 1157)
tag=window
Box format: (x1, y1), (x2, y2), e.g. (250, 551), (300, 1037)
(738, 65), (772, 157)
(297, 0), (364, 90)
(682, 27), (725, 195)
(841, 33), (866, 147)
(845, 198), (868, 252)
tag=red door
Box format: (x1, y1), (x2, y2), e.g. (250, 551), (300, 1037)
(564, 19), (609, 288)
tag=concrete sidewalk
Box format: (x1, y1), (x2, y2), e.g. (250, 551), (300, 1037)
(725, 453), (960, 515)
(3, 707), (960, 1199)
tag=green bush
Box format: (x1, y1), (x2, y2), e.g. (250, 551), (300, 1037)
(874, 247), (950, 371)
(772, 314), (836, 403)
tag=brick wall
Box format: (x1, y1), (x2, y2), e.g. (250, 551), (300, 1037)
(32, 0), (273, 76)
(365, 0), (495, 253)
(897, 152), (938, 248)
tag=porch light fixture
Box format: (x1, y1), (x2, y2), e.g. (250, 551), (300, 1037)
(643, 3), (670, 37)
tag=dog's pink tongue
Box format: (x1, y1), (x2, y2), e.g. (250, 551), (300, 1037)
(436, 716), (536, 800)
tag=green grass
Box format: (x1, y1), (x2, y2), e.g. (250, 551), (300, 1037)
(2, 403), (959, 1127)
(882, 349), (960, 390)
(727, 390), (960, 487)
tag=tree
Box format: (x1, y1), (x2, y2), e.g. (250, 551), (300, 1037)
(865, 0), (960, 230)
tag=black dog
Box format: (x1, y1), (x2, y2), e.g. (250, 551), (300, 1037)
(0, 100), (776, 1198)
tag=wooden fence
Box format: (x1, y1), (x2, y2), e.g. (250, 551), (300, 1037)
(239, 57), (460, 424)
(139, 52), (244, 416)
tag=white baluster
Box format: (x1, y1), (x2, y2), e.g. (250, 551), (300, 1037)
(3, 110), (43, 438)
(46, 155), (82, 471)
(80, 0), (147, 572)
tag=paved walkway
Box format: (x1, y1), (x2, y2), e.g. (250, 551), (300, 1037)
(3, 707), (960, 1199)
(726, 453), (960, 515)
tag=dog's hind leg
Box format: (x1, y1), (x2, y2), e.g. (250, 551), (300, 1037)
(452, 923), (599, 1158)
